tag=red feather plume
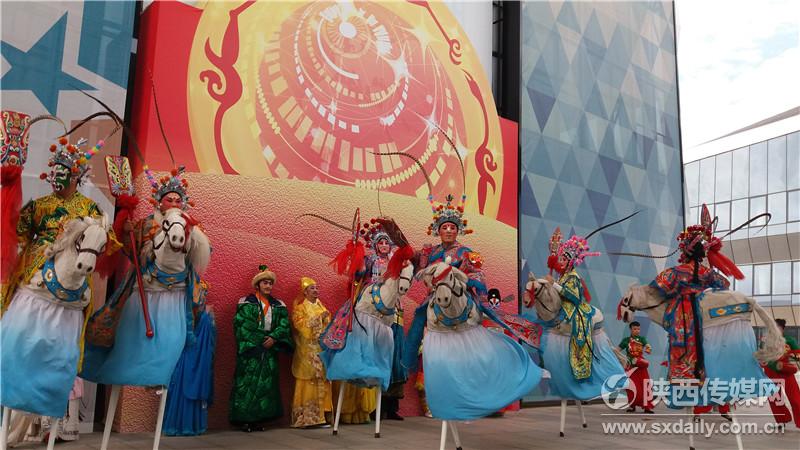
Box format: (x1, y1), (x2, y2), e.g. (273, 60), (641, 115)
(1, 165), (23, 282)
(384, 244), (414, 280)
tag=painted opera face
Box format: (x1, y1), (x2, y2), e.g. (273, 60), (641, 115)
(376, 238), (391, 256)
(159, 192), (184, 212)
(438, 222), (458, 246)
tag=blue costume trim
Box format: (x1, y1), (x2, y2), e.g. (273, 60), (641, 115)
(144, 259), (189, 288)
(41, 258), (89, 302)
(142, 258), (196, 346)
(708, 302), (751, 318)
(370, 284), (396, 316)
(432, 296), (474, 327)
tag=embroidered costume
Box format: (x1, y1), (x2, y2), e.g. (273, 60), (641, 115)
(620, 204), (776, 407)
(82, 166), (209, 387)
(229, 267), (293, 427)
(321, 219), (395, 390)
(1, 131), (118, 418)
(619, 325), (653, 411)
(405, 193), (542, 420)
(291, 277), (333, 427)
(537, 226), (628, 401)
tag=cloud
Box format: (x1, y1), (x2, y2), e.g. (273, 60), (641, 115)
(676, 0), (800, 154)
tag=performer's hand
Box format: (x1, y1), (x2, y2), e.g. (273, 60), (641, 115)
(645, 344), (652, 354)
(263, 337), (275, 349)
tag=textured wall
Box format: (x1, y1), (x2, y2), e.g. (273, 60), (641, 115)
(519, 1), (684, 401)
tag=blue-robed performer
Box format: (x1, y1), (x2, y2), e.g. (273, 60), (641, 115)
(316, 209), (416, 434)
(163, 280), (217, 436)
(401, 192), (542, 422)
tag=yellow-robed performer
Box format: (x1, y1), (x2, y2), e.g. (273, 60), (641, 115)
(290, 277), (333, 428)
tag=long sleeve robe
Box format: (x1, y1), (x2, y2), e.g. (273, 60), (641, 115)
(229, 294), (293, 424)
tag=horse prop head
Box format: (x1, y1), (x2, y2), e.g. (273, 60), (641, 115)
(46, 214), (110, 277)
(419, 259), (468, 309)
(151, 208), (211, 274)
(396, 260), (415, 295)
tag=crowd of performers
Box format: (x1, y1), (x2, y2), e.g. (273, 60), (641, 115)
(1, 106), (799, 450)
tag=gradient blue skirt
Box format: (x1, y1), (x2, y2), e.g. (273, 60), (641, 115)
(321, 313), (393, 390)
(0, 289), (83, 417)
(82, 288), (187, 386)
(541, 328), (628, 401)
(423, 325), (542, 420)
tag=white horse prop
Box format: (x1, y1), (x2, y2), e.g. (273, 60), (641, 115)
(1, 215), (111, 450)
(324, 260), (414, 438)
(412, 260), (541, 450)
(524, 272), (629, 438)
(618, 284), (785, 450)
(81, 208), (210, 450)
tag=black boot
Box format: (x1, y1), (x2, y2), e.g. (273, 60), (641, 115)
(385, 397), (404, 421)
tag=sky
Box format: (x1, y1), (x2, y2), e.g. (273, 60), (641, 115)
(675, 0), (800, 156)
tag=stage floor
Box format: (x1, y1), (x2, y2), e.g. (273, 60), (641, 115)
(15, 402), (798, 449)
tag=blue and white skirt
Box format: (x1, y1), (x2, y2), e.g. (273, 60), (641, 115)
(667, 318), (775, 407)
(542, 328), (628, 401)
(0, 289), (82, 417)
(321, 313), (393, 391)
(82, 288), (187, 386)
(423, 325), (542, 420)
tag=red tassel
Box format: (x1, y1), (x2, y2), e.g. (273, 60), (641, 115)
(385, 244), (415, 280)
(330, 240), (355, 275)
(705, 238), (744, 280)
(112, 209), (130, 246)
(707, 249), (744, 280)
(1, 165), (23, 283)
(581, 278), (592, 303)
(116, 193), (139, 211)
(350, 241), (365, 278)
(547, 254), (560, 275)
(94, 250), (123, 279)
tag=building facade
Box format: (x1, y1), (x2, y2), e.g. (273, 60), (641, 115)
(518, 1), (685, 402)
(684, 128), (800, 340)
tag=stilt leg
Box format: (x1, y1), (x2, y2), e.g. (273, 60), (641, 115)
(374, 389), (382, 438)
(153, 387), (167, 450)
(560, 399), (567, 437)
(577, 400), (587, 428)
(687, 407), (695, 450)
(439, 420), (448, 450)
(1, 407), (10, 450)
(101, 385), (121, 450)
(731, 411), (743, 450)
(46, 419), (58, 450)
(332, 382), (345, 436)
(450, 421), (462, 450)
